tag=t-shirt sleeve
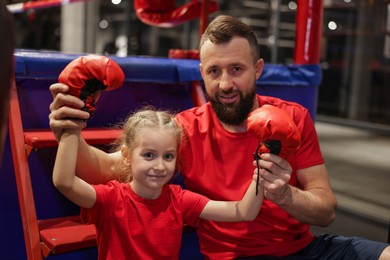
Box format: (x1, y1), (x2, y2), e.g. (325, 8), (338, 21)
(80, 181), (117, 226)
(295, 110), (325, 169)
(178, 188), (210, 226)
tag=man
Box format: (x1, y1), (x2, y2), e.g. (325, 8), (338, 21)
(49, 15), (389, 259)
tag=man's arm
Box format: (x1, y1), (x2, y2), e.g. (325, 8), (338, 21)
(282, 164), (336, 226)
(258, 154), (336, 227)
(49, 83), (121, 184)
(76, 138), (122, 184)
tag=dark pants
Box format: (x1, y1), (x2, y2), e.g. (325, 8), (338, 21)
(235, 233), (389, 260)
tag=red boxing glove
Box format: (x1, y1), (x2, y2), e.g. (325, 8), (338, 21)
(58, 55), (125, 113)
(134, 0), (219, 28)
(247, 105), (301, 159)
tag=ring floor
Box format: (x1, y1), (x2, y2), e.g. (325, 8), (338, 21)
(310, 120), (390, 243)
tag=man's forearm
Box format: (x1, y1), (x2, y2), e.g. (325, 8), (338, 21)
(277, 185), (336, 227)
(75, 137), (121, 184)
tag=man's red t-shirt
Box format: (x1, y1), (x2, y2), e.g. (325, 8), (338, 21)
(175, 95), (325, 259)
(82, 181), (209, 260)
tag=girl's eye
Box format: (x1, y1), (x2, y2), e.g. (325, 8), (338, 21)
(163, 153), (175, 161)
(143, 152), (155, 159)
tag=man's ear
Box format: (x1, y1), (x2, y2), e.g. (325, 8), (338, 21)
(199, 63), (205, 78)
(255, 58), (264, 80)
(121, 145), (130, 166)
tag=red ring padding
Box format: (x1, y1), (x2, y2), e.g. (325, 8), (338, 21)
(134, 0), (219, 28)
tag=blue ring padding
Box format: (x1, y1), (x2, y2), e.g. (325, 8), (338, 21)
(14, 49), (322, 87)
(2, 50), (322, 260)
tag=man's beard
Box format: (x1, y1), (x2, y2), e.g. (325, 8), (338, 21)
(207, 86), (256, 126)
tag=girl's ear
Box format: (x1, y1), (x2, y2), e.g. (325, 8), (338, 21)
(121, 145), (130, 166)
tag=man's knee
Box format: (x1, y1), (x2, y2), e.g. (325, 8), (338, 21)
(379, 245), (390, 260)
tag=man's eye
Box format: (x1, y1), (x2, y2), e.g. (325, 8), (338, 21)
(232, 66), (242, 73)
(208, 68), (219, 75)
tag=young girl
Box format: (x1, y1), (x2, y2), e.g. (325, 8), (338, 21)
(53, 108), (264, 260)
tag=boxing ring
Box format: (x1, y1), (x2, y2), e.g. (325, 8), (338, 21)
(0, 1), (323, 259)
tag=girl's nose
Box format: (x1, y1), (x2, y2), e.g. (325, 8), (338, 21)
(153, 158), (165, 171)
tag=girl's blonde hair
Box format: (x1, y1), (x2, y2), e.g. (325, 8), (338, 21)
(114, 107), (182, 182)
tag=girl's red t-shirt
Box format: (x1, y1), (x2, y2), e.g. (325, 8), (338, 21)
(82, 181), (209, 260)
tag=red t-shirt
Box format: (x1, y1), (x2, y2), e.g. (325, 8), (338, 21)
(81, 181), (209, 260)
(175, 95), (324, 259)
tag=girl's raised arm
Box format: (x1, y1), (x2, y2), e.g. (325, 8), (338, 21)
(52, 129), (97, 209)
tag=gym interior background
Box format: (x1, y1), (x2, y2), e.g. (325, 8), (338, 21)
(5, 0), (390, 245)
(7, 0), (390, 128)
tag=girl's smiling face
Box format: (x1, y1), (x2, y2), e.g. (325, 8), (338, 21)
(124, 128), (178, 199)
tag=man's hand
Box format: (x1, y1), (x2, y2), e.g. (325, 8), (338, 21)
(254, 153), (292, 204)
(49, 83), (90, 141)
